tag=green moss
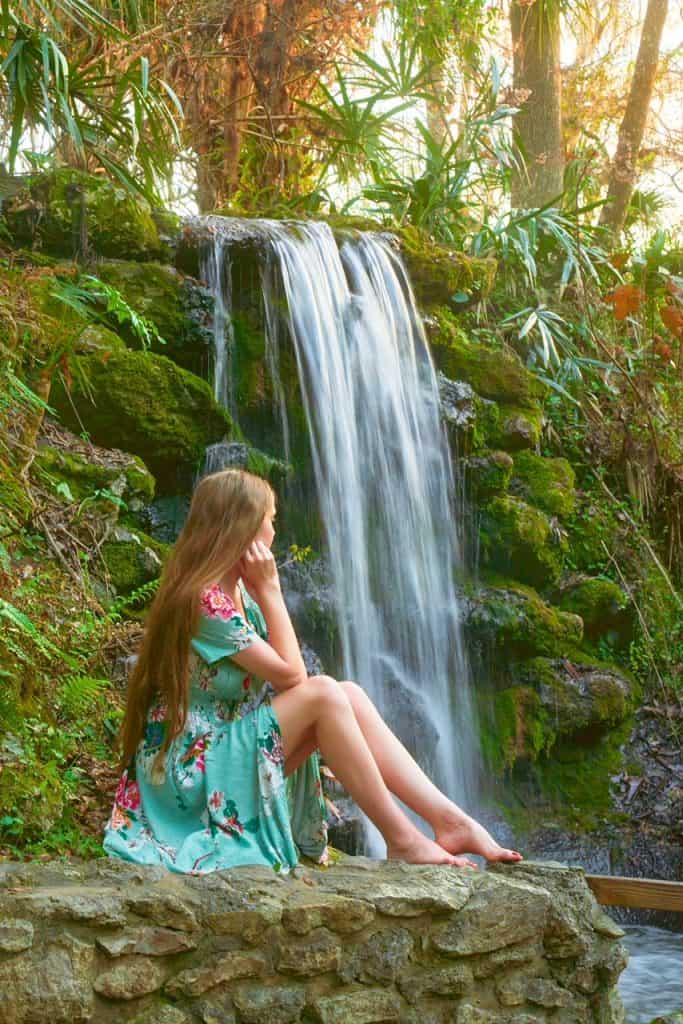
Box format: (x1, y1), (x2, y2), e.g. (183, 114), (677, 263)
(464, 450), (513, 501)
(95, 259), (214, 374)
(469, 574), (583, 658)
(398, 226), (497, 308)
(531, 720), (632, 830)
(33, 446), (155, 508)
(50, 347), (233, 492)
(0, 457), (32, 532)
(513, 655), (635, 734)
(479, 686), (556, 774)
(100, 527), (170, 594)
(3, 168), (166, 261)
(510, 450), (576, 518)
(246, 447), (290, 486)
(486, 403), (543, 452)
(425, 308), (547, 408)
(558, 577), (631, 640)
(479, 495), (567, 588)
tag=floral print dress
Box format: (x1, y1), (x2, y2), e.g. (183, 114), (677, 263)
(102, 581), (329, 875)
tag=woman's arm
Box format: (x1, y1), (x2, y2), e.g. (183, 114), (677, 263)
(229, 542), (307, 691)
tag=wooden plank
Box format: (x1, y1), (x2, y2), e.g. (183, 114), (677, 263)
(585, 874), (683, 912)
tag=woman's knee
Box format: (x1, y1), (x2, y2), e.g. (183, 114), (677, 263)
(306, 674), (350, 711)
(338, 679), (369, 710)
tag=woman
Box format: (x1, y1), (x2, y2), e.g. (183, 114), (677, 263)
(103, 468), (523, 874)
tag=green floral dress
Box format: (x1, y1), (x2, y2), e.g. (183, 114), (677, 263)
(102, 581), (329, 875)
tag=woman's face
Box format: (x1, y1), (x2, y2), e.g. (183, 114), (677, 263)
(252, 500), (276, 549)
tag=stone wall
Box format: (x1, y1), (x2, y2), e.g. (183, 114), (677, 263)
(0, 855), (628, 1024)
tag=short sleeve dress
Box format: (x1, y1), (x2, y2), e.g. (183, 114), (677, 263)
(102, 581), (329, 875)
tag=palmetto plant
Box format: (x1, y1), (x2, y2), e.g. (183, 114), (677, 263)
(0, 0), (183, 203)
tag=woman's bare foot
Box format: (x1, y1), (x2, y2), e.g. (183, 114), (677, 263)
(387, 828), (479, 869)
(434, 813), (523, 863)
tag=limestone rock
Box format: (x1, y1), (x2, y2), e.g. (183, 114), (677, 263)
(281, 893), (375, 935)
(312, 987), (402, 1024)
(126, 889), (200, 931)
(341, 926), (414, 983)
(93, 956), (167, 999)
(129, 1004), (191, 1024)
(431, 875), (551, 955)
(398, 962), (473, 1003)
(0, 934), (94, 1023)
(0, 917), (33, 952)
(233, 982), (307, 1024)
(96, 925), (198, 956)
(276, 927), (342, 975)
(165, 951), (267, 998)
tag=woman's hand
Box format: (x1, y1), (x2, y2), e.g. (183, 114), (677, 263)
(239, 540), (281, 594)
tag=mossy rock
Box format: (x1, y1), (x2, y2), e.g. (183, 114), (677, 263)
(509, 451), (576, 518)
(464, 451), (514, 501)
(100, 525), (170, 594)
(34, 443), (155, 512)
(94, 259), (214, 375)
(479, 686), (556, 774)
(479, 495), (567, 588)
(73, 323), (127, 356)
(50, 347), (233, 492)
(511, 656), (635, 736)
(526, 720), (632, 831)
(2, 168), (167, 261)
(467, 576), (583, 659)
(484, 403), (543, 451)
(556, 576), (633, 645)
(424, 308), (547, 408)
(397, 226), (497, 308)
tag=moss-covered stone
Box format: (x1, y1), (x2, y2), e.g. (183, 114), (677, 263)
(34, 444), (155, 511)
(479, 496), (567, 589)
(398, 227), (497, 308)
(100, 526), (170, 594)
(485, 403), (543, 451)
(479, 686), (556, 774)
(467, 576), (583, 659)
(50, 347), (233, 492)
(464, 451), (514, 501)
(557, 577), (632, 643)
(94, 259), (214, 375)
(509, 451), (576, 518)
(3, 169), (167, 261)
(424, 309), (547, 408)
(511, 656), (635, 736)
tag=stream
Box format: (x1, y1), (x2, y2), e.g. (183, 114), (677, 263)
(619, 924), (683, 1021)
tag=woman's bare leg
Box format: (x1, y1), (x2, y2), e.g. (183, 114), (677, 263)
(336, 680), (523, 863)
(271, 675), (475, 866)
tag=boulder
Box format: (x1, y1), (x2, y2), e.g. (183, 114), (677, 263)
(50, 346), (233, 491)
(2, 168), (173, 261)
(94, 259), (214, 374)
(510, 450), (576, 518)
(479, 495), (567, 588)
(466, 577), (583, 659)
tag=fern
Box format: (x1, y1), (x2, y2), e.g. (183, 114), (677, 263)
(0, 598), (61, 659)
(107, 576), (160, 621)
(56, 675), (109, 717)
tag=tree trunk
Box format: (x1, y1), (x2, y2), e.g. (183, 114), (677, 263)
(599, 0), (668, 238)
(509, 0), (564, 208)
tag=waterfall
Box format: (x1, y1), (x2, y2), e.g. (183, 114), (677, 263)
(200, 217), (480, 852)
(200, 234), (236, 417)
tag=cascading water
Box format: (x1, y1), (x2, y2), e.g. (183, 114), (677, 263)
(200, 234), (236, 417)
(199, 216), (481, 854)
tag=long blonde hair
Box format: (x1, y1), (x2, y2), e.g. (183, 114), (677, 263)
(115, 468), (275, 775)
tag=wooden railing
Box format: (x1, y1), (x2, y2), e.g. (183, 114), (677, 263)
(585, 874), (683, 912)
